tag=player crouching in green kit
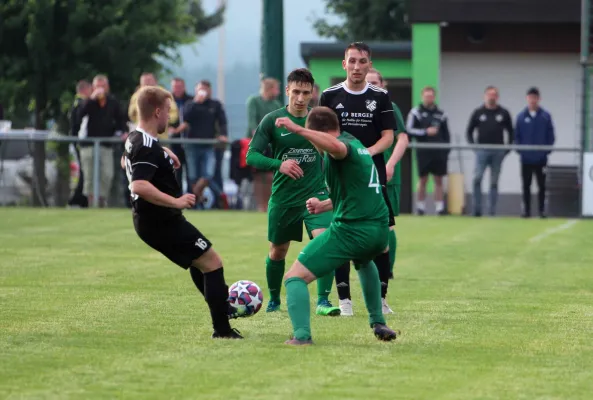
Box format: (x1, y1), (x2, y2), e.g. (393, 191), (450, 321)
(275, 107), (400, 345)
(246, 69), (340, 316)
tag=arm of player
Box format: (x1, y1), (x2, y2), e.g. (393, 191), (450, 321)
(131, 181), (195, 209)
(162, 146), (181, 169)
(306, 197), (333, 214)
(386, 133), (409, 182)
(275, 117), (348, 160)
(367, 129), (394, 157)
(368, 96), (396, 156)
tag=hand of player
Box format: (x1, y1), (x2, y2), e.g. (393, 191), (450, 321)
(275, 117), (301, 134)
(174, 194), (196, 209)
(279, 159), (304, 180)
(162, 147), (181, 169)
(306, 197), (321, 214)
(386, 161), (395, 183)
(426, 127), (438, 136)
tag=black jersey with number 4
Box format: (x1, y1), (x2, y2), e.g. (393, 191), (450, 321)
(319, 81), (396, 184)
(123, 128), (181, 220)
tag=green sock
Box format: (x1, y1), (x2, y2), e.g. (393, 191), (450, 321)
(388, 229), (397, 274)
(356, 261), (386, 327)
(316, 270), (334, 305)
(285, 277), (312, 340)
(266, 257), (285, 303)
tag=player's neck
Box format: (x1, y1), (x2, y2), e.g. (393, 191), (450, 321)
(137, 122), (159, 139)
(287, 105), (308, 118)
(345, 79), (367, 92)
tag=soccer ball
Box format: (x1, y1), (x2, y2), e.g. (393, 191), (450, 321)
(228, 280), (263, 317)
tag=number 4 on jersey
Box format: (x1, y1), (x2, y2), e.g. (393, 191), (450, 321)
(368, 164), (381, 194)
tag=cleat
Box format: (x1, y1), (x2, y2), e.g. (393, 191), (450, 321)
(228, 304), (249, 319)
(382, 298), (394, 315)
(372, 323), (398, 342)
(316, 300), (341, 316)
(266, 300), (281, 313)
(212, 328), (243, 339)
(285, 337), (313, 346)
(339, 299), (353, 316)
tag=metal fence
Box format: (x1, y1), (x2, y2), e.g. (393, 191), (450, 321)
(0, 129), (586, 216)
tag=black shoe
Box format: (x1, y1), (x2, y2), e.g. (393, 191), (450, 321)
(539, 212), (547, 219)
(437, 210), (447, 216)
(212, 328), (243, 339)
(372, 323), (399, 342)
(228, 304), (248, 319)
(473, 212), (482, 217)
(521, 212), (531, 218)
(416, 209), (425, 216)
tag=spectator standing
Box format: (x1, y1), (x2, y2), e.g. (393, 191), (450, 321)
(0, 103), (4, 120)
(68, 80), (92, 207)
(77, 75), (128, 207)
(169, 77), (193, 189)
(245, 78), (281, 212)
(406, 86), (451, 215)
(128, 72), (179, 140)
(466, 86), (514, 217)
(172, 80), (228, 208)
(515, 87), (555, 218)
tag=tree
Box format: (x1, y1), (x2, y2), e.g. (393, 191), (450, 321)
(0, 0), (224, 206)
(312, 0), (410, 42)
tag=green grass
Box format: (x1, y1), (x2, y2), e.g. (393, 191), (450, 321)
(1, 209), (592, 400)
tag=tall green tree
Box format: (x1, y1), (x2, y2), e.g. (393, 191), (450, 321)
(312, 0), (410, 42)
(0, 0), (224, 206)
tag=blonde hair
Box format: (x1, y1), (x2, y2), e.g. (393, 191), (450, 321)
(136, 86), (173, 121)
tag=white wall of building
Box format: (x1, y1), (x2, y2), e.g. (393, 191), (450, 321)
(440, 53), (581, 193)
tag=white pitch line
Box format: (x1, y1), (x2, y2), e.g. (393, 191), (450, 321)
(529, 219), (579, 243)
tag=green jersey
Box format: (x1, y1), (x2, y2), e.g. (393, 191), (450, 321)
(246, 95), (283, 137)
(247, 107), (326, 207)
(383, 102), (406, 186)
(326, 132), (389, 224)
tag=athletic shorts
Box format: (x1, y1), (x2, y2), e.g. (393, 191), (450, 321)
(387, 184), (400, 217)
(298, 221), (389, 278)
(417, 152), (448, 177)
(133, 214), (212, 269)
(381, 185), (396, 227)
(267, 192), (332, 244)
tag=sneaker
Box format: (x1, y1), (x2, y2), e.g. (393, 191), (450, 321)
(285, 337), (313, 346)
(316, 300), (341, 316)
(382, 298), (394, 315)
(266, 300), (281, 313)
(372, 323), (399, 342)
(339, 299), (353, 316)
(228, 304), (249, 319)
(437, 209), (447, 216)
(416, 209), (425, 216)
(212, 328), (243, 339)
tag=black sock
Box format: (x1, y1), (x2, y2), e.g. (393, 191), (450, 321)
(189, 266), (205, 297)
(203, 267), (232, 334)
(374, 252), (390, 299)
(335, 262), (351, 300)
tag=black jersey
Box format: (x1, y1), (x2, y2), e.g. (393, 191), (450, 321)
(123, 128), (181, 220)
(319, 81), (396, 184)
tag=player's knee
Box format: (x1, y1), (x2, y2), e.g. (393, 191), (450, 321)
(284, 261), (315, 283)
(269, 243), (289, 260)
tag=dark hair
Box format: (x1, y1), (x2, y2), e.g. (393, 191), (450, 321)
(527, 87), (540, 96)
(76, 80), (91, 92)
(198, 80), (211, 88)
(345, 42), (372, 59)
(306, 107), (340, 132)
(485, 85), (498, 93)
(172, 77), (185, 84)
(287, 68), (315, 87)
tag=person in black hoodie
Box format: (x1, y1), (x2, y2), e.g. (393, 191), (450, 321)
(467, 86), (514, 217)
(406, 86), (451, 215)
(169, 77), (193, 189)
(515, 87), (555, 218)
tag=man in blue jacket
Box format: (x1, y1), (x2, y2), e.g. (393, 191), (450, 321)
(515, 87), (555, 218)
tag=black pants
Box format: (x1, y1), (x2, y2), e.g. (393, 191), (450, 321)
(521, 163), (546, 215)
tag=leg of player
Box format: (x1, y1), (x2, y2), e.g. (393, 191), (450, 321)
(283, 261), (318, 345)
(388, 227), (397, 278)
(192, 248), (243, 339)
(335, 263), (353, 316)
(354, 260), (398, 341)
(266, 242), (289, 312)
(374, 249), (393, 314)
(309, 228), (340, 317)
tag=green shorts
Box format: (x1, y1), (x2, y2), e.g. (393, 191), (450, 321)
(268, 193), (332, 244)
(297, 221), (389, 278)
(387, 184), (400, 217)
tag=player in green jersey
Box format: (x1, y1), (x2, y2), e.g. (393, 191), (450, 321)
(366, 68), (409, 278)
(246, 69), (340, 316)
(275, 107), (399, 345)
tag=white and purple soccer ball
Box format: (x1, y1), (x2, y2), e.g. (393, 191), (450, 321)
(228, 280), (263, 317)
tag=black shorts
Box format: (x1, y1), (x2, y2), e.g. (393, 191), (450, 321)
(417, 153), (448, 177)
(381, 185), (396, 227)
(133, 214), (212, 269)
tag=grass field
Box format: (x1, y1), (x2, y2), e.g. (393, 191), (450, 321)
(1, 208), (593, 400)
